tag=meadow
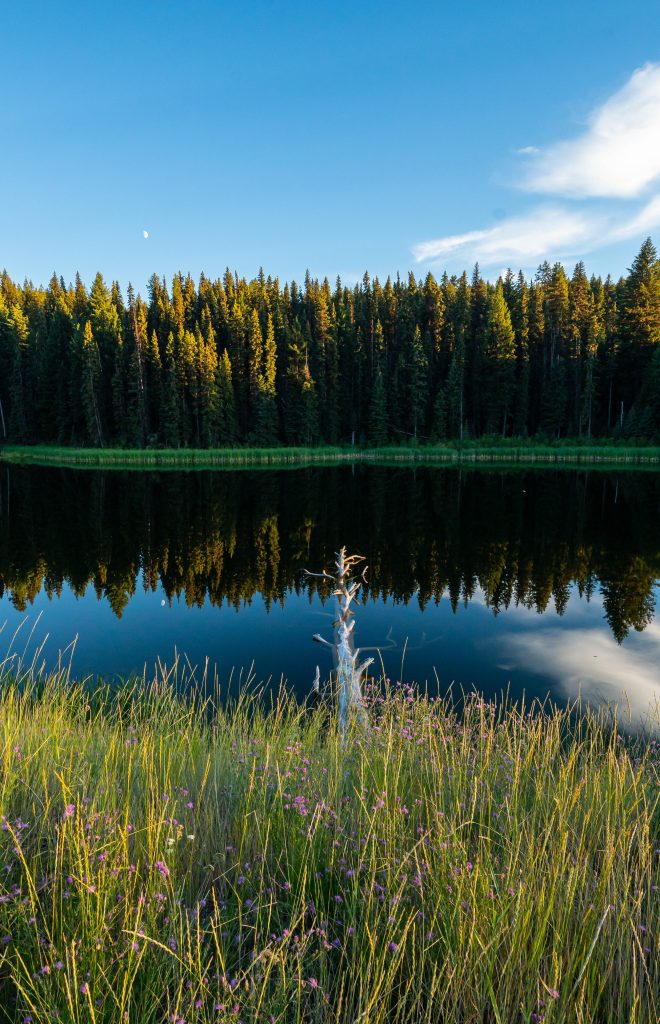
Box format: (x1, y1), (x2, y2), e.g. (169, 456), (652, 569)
(0, 652), (658, 1024)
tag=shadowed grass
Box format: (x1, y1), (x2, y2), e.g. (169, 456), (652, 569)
(0, 660), (658, 1023)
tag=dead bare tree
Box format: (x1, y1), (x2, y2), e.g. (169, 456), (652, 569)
(307, 547), (372, 737)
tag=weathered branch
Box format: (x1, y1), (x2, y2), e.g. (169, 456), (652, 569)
(304, 569), (335, 580)
(309, 546), (371, 738)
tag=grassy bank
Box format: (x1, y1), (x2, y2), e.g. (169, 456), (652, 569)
(0, 665), (658, 1023)
(1, 441), (660, 470)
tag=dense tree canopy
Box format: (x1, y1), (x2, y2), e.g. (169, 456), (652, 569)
(1, 240), (660, 447)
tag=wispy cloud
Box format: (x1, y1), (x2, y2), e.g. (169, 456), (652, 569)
(412, 207), (605, 266)
(503, 622), (660, 731)
(412, 197), (660, 268)
(523, 64), (660, 199)
(413, 63), (660, 269)
(607, 192), (660, 242)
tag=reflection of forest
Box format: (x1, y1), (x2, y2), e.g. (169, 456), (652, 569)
(0, 466), (658, 643)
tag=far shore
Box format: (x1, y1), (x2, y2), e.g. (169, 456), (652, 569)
(1, 441), (660, 471)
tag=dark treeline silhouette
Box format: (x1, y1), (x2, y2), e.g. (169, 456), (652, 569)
(0, 465), (657, 643)
(1, 240), (660, 447)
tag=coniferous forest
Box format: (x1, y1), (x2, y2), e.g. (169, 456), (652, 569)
(1, 239), (660, 449)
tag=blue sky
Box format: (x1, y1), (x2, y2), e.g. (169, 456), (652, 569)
(2, 0), (660, 289)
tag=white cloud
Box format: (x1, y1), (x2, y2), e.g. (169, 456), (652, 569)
(523, 64), (660, 199)
(503, 622), (660, 731)
(606, 192), (660, 242)
(413, 197), (660, 268)
(412, 206), (604, 266)
(413, 63), (660, 269)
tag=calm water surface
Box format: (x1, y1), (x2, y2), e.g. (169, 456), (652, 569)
(1, 464), (659, 724)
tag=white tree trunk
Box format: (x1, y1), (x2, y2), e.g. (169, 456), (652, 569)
(309, 547), (372, 737)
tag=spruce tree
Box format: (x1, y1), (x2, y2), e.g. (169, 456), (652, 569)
(80, 321), (103, 446)
(217, 348), (238, 444)
(7, 304), (29, 441)
(368, 365), (388, 446)
(409, 325), (428, 439)
(620, 238), (660, 414)
(483, 282), (516, 436)
(512, 272), (530, 436)
(568, 262), (592, 434)
(162, 332), (182, 447)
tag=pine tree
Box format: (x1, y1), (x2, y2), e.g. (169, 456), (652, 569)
(568, 262), (592, 434)
(198, 318), (220, 446)
(512, 272), (530, 436)
(623, 237), (660, 347)
(483, 282), (516, 436)
(80, 321), (103, 446)
(527, 282), (545, 434)
(145, 329), (162, 442)
(124, 291), (149, 445)
(368, 365), (388, 446)
(541, 265), (569, 435)
(645, 346), (660, 436)
(7, 304), (29, 441)
(111, 333), (127, 444)
(40, 277), (74, 441)
(432, 384), (448, 440)
(217, 349), (238, 444)
(263, 313), (277, 394)
(620, 238), (660, 416)
(581, 279), (604, 438)
(467, 264), (488, 433)
(409, 325), (428, 439)
(445, 329), (465, 440)
(162, 332), (182, 447)
(283, 343), (319, 445)
(247, 307), (263, 403)
(601, 277), (619, 430)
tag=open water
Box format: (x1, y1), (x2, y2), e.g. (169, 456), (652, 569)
(0, 463), (658, 725)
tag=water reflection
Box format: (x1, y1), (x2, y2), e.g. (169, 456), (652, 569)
(502, 610), (660, 730)
(1, 465), (660, 721)
(1, 465), (658, 642)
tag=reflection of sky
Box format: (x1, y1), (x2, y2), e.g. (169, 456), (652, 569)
(1, 579), (659, 728)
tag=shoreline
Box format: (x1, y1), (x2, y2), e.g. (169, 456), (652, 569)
(2, 442), (660, 471)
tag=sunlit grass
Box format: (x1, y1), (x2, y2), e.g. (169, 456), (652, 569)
(0, 657), (658, 1022)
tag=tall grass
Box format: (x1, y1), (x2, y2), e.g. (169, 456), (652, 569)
(0, 662), (658, 1022)
(1, 442), (660, 470)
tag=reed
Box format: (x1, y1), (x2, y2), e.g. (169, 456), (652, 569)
(1, 441), (660, 471)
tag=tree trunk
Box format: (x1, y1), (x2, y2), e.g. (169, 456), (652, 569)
(309, 547), (372, 737)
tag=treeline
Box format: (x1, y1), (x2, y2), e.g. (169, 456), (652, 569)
(1, 240), (660, 447)
(1, 466), (657, 643)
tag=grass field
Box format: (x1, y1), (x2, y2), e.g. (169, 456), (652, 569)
(0, 658), (658, 1023)
(2, 441), (660, 470)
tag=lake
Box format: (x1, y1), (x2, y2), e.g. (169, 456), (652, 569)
(1, 463), (659, 725)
